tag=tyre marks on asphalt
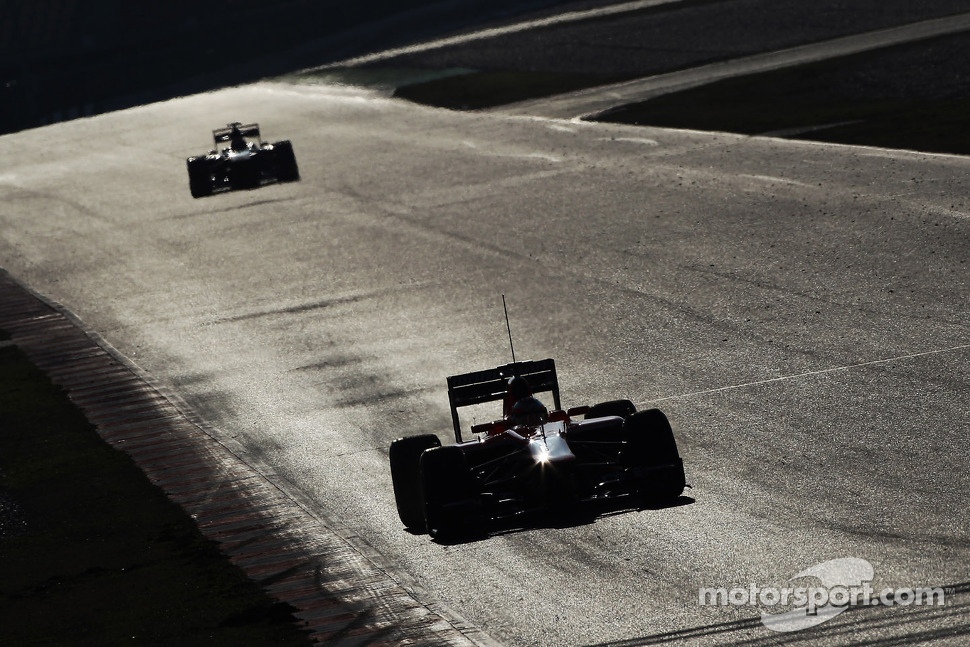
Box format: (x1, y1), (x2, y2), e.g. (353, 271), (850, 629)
(0, 269), (482, 646)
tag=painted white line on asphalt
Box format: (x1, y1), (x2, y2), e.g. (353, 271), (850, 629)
(740, 174), (814, 188)
(654, 343), (970, 401)
(327, 0), (686, 67)
(501, 12), (970, 119)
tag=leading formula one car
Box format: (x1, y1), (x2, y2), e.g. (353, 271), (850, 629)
(389, 359), (686, 540)
(186, 122), (299, 198)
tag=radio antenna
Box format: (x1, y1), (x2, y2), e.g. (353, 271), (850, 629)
(502, 294), (517, 365)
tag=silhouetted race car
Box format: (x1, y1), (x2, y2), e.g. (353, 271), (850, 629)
(186, 122), (299, 198)
(389, 359), (686, 540)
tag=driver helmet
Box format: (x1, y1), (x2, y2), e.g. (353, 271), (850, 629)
(504, 375), (533, 417)
(506, 395), (548, 428)
(506, 375), (532, 400)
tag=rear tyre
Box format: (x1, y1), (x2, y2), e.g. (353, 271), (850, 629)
(186, 157), (213, 198)
(389, 434), (440, 531)
(621, 409), (685, 501)
(586, 399), (636, 421)
(273, 140), (300, 182)
(420, 445), (482, 541)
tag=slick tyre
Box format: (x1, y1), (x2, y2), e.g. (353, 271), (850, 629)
(586, 399), (636, 421)
(187, 157), (213, 198)
(273, 140), (300, 182)
(621, 409), (685, 500)
(420, 445), (482, 541)
(389, 434), (440, 532)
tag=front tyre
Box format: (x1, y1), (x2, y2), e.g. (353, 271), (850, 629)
(586, 399), (636, 421)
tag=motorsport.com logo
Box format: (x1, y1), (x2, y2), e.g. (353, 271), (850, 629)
(698, 557), (945, 632)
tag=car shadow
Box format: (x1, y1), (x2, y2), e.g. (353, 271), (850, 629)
(431, 494), (696, 546)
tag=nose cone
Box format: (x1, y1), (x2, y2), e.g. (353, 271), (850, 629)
(529, 431), (574, 464)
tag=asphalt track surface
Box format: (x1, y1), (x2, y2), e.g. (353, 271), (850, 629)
(3, 6), (970, 647)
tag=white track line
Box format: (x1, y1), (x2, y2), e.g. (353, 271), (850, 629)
(654, 343), (970, 402)
(328, 0), (685, 67)
(503, 12), (970, 118)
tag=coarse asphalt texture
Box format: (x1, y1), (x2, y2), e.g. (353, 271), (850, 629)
(0, 3), (965, 647)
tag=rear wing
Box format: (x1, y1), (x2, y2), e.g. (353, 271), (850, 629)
(213, 122), (260, 145)
(447, 359), (561, 442)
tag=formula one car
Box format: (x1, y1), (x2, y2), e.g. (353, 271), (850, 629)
(186, 122), (299, 198)
(389, 359), (686, 540)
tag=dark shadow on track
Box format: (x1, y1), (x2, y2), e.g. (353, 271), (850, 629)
(429, 494), (696, 546)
